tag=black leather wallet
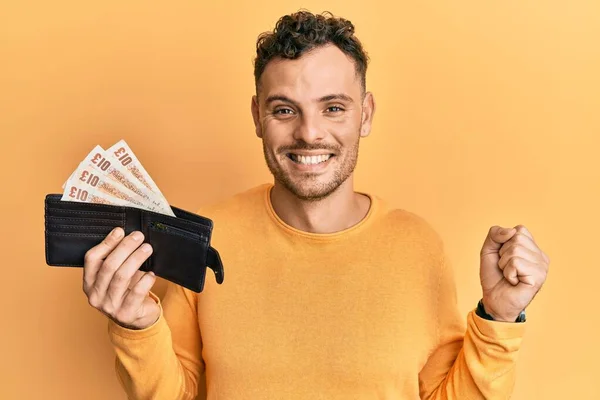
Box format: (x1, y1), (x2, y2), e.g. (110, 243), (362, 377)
(44, 194), (224, 293)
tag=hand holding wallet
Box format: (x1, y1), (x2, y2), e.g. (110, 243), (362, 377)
(45, 194), (224, 293)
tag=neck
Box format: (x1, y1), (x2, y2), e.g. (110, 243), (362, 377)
(269, 178), (371, 234)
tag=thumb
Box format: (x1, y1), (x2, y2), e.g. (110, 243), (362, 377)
(481, 226), (516, 254)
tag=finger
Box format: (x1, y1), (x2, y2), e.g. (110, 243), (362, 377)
(128, 270), (148, 290)
(542, 251), (550, 264)
(511, 225), (550, 264)
(120, 270), (147, 302)
(121, 271), (149, 300)
(481, 226), (516, 257)
(502, 257), (541, 287)
(499, 238), (543, 267)
(503, 263), (519, 285)
(105, 243), (153, 312)
(117, 272), (157, 322)
(92, 231), (145, 304)
(514, 225), (534, 242)
(499, 233), (535, 258)
(83, 227), (125, 294)
(499, 247), (542, 271)
(499, 233), (549, 267)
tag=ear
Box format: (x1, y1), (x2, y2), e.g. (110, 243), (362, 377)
(359, 92), (376, 138)
(251, 95), (263, 138)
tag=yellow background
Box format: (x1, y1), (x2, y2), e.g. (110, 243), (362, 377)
(1, 1), (598, 399)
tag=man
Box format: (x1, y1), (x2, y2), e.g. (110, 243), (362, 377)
(83, 11), (550, 399)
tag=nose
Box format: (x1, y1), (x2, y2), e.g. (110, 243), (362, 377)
(293, 113), (325, 144)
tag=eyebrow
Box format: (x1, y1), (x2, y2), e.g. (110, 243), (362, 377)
(265, 93), (354, 107)
(318, 93), (354, 103)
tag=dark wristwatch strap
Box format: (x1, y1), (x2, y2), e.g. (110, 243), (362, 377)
(476, 299), (526, 323)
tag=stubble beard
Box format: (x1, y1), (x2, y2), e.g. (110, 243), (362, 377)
(262, 136), (360, 202)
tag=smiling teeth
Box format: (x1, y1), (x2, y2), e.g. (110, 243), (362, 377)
(291, 154), (331, 165)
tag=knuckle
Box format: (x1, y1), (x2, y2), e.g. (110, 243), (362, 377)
(132, 283), (149, 296)
(112, 271), (129, 284)
(83, 275), (95, 287)
(139, 243), (153, 256)
(529, 278), (537, 287)
(513, 256), (525, 266)
(83, 249), (96, 265)
(126, 232), (144, 244)
(87, 294), (100, 309)
(103, 231), (120, 246)
(513, 233), (525, 243)
(100, 236), (113, 247)
(131, 247), (150, 262)
(102, 304), (115, 316)
(102, 260), (120, 273)
(500, 246), (514, 259)
(99, 239), (114, 252)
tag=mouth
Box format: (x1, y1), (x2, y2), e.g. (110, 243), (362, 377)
(286, 153), (335, 165)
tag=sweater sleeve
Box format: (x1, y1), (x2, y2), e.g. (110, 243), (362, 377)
(418, 253), (527, 400)
(108, 282), (205, 400)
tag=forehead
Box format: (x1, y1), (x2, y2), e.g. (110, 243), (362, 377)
(259, 44), (361, 101)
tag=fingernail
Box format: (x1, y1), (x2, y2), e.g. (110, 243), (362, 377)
(141, 243), (152, 253)
(111, 227), (124, 239)
(131, 231), (143, 241)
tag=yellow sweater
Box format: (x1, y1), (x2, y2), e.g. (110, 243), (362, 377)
(108, 184), (526, 399)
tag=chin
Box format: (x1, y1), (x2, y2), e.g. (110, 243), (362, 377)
(279, 176), (343, 202)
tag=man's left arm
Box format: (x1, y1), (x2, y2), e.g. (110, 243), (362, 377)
(419, 225), (550, 399)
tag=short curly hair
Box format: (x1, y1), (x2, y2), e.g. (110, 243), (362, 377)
(254, 10), (369, 95)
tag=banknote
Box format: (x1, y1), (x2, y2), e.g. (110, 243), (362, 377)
(61, 141), (176, 217)
(106, 140), (170, 202)
(65, 162), (162, 212)
(83, 146), (175, 216)
(62, 183), (134, 207)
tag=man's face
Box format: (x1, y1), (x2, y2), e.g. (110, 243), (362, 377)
(251, 44), (375, 201)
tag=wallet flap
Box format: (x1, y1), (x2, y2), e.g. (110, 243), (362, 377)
(207, 247), (224, 284)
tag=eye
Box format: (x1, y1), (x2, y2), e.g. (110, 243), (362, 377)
(274, 108), (295, 115)
(326, 106), (344, 113)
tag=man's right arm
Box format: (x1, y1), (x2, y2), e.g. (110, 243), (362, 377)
(82, 227), (204, 400)
(108, 284), (204, 400)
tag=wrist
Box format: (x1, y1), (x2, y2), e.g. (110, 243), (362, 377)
(477, 299), (526, 323)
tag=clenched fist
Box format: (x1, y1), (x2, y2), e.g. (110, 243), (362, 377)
(83, 227), (160, 330)
(479, 225), (550, 322)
